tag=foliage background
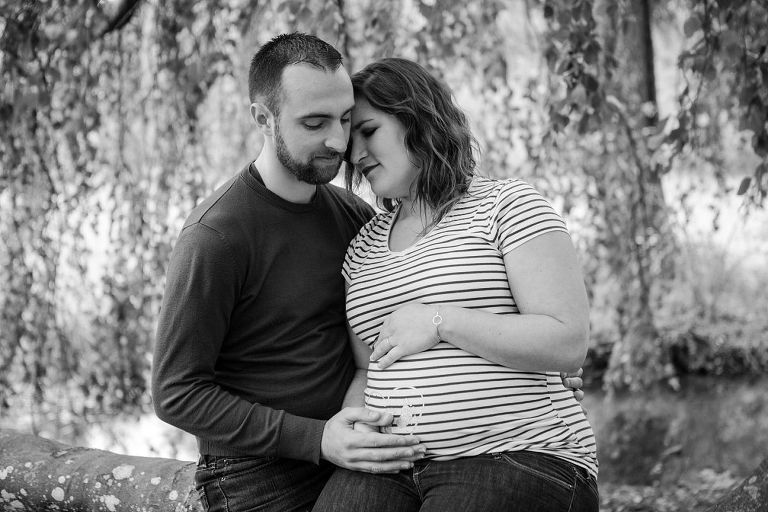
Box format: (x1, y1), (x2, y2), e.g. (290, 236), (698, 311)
(1, 0), (767, 509)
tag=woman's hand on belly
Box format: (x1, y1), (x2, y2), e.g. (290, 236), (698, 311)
(371, 302), (441, 369)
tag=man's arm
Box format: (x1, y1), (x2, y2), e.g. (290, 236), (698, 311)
(152, 223), (325, 461)
(154, 224), (425, 469)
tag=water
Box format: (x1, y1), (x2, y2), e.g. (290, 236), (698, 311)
(583, 375), (768, 484)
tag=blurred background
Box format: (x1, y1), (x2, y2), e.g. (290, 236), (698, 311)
(1, 0), (767, 510)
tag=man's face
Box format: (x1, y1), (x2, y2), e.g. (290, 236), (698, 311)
(272, 64), (354, 185)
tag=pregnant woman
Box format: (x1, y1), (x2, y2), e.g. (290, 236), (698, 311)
(313, 57), (598, 512)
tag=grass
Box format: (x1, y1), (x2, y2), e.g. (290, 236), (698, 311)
(600, 468), (740, 511)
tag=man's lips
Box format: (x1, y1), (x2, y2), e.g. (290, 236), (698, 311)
(314, 154), (342, 163)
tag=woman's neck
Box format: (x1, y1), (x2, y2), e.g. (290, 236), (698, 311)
(388, 197), (435, 251)
(397, 197), (433, 228)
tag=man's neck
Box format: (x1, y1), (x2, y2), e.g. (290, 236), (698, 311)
(253, 151), (316, 204)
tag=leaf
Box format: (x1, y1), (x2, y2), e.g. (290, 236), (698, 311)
(0, 103), (13, 123)
(297, 6), (313, 25)
(556, 58), (572, 75)
(583, 73), (599, 92)
(570, 83), (587, 105)
(577, 112), (591, 134)
(744, 103), (767, 133)
(736, 177), (751, 195)
(754, 131), (768, 157)
(683, 16), (702, 38)
(706, 63), (718, 81)
(584, 41), (600, 65)
(721, 30), (742, 61)
(544, 2), (554, 19)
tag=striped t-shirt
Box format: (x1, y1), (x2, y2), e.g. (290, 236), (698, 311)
(342, 177), (598, 478)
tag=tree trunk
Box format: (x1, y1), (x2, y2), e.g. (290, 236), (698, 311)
(707, 456), (768, 512)
(595, 0), (675, 392)
(0, 428), (201, 511)
(1, 428), (767, 511)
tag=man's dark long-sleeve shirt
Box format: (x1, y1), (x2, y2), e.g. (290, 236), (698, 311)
(152, 163), (374, 463)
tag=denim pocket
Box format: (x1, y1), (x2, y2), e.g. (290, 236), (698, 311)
(217, 457), (285, 511)
(573, 465), (599, 501)
(496, 452), (576, 492)
(221, 456), (278, 479)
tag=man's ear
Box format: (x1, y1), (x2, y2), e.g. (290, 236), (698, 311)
(250, 102), (275, 136)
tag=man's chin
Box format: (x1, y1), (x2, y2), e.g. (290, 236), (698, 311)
(293, 165), (339, 185)
(309, 162), (342, 184)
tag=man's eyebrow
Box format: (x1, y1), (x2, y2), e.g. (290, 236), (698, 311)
(299, 107), (354, 120)
(299, 113), (332, 120)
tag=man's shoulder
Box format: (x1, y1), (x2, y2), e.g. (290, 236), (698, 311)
(184, 172), (250, 228)
(323, 181), (370, 205)
(321, 182), (375, 219)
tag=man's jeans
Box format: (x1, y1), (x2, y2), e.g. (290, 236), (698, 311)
(312, 451), (598, 512)
(195, 455), (334, 512)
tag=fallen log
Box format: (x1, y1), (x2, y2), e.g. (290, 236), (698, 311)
(0, 428), (201, 511)
(707, 456), (768, 512)
(2, 428), (766, 511)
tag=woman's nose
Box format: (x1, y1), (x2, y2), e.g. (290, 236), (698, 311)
(349, 140), (366, 164)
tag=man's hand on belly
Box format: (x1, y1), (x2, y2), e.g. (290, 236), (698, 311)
(320, 407), (427, 473)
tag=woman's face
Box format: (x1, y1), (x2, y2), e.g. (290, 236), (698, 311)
(349, 97), (420, 200)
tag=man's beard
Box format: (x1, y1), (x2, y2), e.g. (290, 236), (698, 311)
(275, 124), (342, 185)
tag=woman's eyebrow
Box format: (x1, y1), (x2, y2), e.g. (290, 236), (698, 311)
(352, 118), (372, 131)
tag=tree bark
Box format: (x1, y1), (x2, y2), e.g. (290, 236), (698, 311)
(595, 0), (676, 392)
(0, 428), (201, 511)
(1, 428), (767, 511)
(707, 456), (768, 512)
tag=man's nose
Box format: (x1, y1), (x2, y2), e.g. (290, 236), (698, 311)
(324, 122), (347, 153)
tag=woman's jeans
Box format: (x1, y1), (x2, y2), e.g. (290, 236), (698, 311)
(195, 455), (334, 512)
(312, 451), (599, 512)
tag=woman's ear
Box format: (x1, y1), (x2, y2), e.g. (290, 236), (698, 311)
(250, 102), (275, 136)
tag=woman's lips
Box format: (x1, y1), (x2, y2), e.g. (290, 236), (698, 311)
(361, 164), (379, 177)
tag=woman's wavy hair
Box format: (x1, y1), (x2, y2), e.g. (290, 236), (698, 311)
(346, 58), (478, 225)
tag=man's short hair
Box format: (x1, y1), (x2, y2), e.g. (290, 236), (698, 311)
(248, 32), (343, 116)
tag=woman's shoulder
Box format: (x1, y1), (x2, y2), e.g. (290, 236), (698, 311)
(465, 175), (536, 205)
(351, 209), (393, 244)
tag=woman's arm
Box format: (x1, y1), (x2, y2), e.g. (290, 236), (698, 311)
(342, 322), (373, 409)
(370, 231), (590, 373)
(341, 283), (390, 431)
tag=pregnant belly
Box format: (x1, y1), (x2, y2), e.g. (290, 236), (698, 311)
(363, 344), (553, 443)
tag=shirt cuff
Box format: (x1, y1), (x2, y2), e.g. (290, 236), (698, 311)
(277, 413), (326, 464)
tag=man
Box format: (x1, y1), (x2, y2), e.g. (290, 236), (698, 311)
(152, 32), (583, 512)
